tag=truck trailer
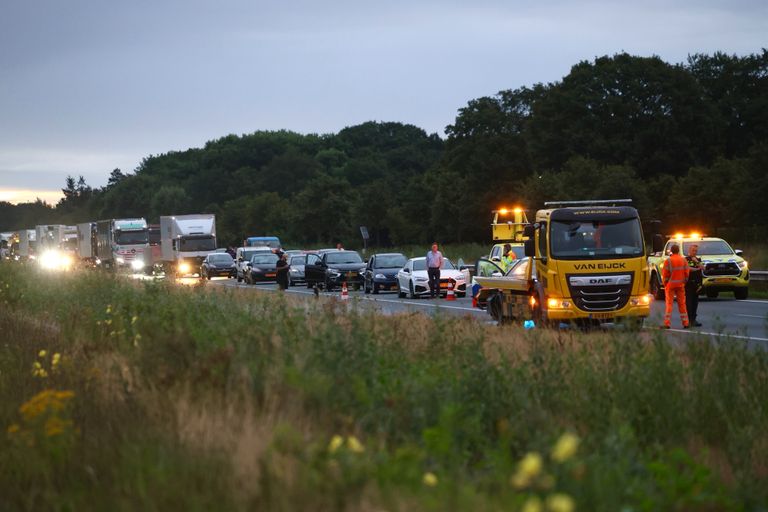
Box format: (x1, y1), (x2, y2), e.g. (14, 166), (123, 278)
(96, 218), (150, 272)
(160, 214), (217, 276)
(18, 230), (37, 260)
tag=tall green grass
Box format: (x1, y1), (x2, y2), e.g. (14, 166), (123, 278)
(0, 263), (766, 510)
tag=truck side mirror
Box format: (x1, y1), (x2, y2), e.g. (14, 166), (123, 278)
(649, 220), (662, 237)
(735, 249), (743, 257)
(524, 239), (535, 257)
(652, 234), (664, 254)
(523, 224), (535, 238)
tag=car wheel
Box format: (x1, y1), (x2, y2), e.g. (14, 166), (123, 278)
(237, 273), (242, 283)
(325, 277), (333, 292)
(734, 288), (748, 300)
(373, 283), (379, 294)
(364, 280), (370, 294)
(705, 289), (719, 299)
(397, 282), (406, 298)
(650, 272), (665, 300)
(409, 281), (417, 299)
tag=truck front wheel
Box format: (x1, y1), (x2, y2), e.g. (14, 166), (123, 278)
(650, 272), (665, 300)
(734, 288), (748, 300)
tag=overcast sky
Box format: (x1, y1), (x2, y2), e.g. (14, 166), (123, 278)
(0, 0), (765, 204)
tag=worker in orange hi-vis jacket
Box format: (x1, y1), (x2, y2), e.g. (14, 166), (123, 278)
(661, 244), (690, 329)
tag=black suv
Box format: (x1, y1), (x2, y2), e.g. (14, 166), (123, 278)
(305, 250), (365, 291)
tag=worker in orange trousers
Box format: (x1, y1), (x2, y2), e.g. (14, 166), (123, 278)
(661, 244), (690, 329)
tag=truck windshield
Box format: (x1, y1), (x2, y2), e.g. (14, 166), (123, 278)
(115, 230), (148, 245)
(180, 236), (216, 252)
(682, 240), (733, 255)
(550, 219), (644, 259)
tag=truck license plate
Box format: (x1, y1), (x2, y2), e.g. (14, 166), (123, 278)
(590, 313), (615, 320)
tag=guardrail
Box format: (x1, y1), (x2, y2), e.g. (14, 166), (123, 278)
(752, 270), (768, 282)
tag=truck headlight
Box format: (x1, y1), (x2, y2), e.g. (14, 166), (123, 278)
(630, 295), (653, 306)
(737, 260), (748, 269)
(547, 298), (571, 309)
(131, 260), (145, 271)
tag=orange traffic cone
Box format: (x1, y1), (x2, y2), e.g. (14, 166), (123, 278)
(471, 294), (478, 308)
(445, 280), (456, 301)
(341, 281), (349, 301)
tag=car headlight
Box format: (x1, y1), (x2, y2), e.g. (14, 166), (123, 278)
(328, 270), (341, 276)
(131, 260), (145, 270)
(251, 267), (262, 272)
(178, 262), (191, 274)
(737, 260), (748, 269)
(415, 277), (428, 282)
(375, 273), (386, 279)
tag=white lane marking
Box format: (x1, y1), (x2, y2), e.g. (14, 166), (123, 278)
(736, 314), (766, 319)
(362, 296), (483, 313)
(216, 280), (482, 313)
(666, 328), (768, 343)
(737, 300), (768, 305)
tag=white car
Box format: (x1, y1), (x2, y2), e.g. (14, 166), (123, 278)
(396, 257), (467, 299)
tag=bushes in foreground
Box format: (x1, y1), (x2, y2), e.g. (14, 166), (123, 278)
(0, 264), (766, 511)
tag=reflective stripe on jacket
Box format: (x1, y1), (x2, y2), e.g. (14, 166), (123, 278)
(662, 254), (690, 286)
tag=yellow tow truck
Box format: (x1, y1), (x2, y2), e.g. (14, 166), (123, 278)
(647, 232), (750, 300)
(475, 200), (652, 326)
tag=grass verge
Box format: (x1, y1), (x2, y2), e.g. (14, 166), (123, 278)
(1, 264), (767, 511)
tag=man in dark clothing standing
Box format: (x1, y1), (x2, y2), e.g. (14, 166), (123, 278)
(685, 244), (704, 327)
(276, 252), (290, 291)
(426, 242), (443, 299)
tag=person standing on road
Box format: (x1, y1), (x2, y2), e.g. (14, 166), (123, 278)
(661, 244), (690, 329)
(426, 242), (443, 299)
(685, 244), (704, 327)
(276, 252), (290, 291)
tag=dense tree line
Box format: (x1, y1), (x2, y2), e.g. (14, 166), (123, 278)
(2, 51), (766, 246)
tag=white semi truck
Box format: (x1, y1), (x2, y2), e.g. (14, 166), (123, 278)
(34, 224), (78, 270)
(18, 230), (37, 260)
(160, 214), (217, 276)
(96, 218), (150, 272)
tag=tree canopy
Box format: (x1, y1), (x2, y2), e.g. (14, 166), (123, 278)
(3, 51), (766, 245)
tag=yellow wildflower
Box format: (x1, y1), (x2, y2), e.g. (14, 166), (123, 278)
(52, 353), (61, 366)
(546, 493), (575, 512)
(131, 315), (138, 324)
(346, 435), (365, 453)
(422, 472), (438, 487)
(44, 416), (71, 437)
(511, 452), (543, 489)
(328, 435), (344, 453)
(551, 433), (580, 463)
(38, 350), (47, 358)
(7, 423), (20, 435)
(521, 496), (543, 512)
(106, 305), (111, 314)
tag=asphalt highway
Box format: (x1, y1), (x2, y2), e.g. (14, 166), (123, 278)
(187, 277), (768, 345)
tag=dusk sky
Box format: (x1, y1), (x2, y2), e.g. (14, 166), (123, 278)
(1, 0), (765, 204)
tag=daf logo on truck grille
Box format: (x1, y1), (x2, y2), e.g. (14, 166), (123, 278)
(569, 275), (632, 287)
